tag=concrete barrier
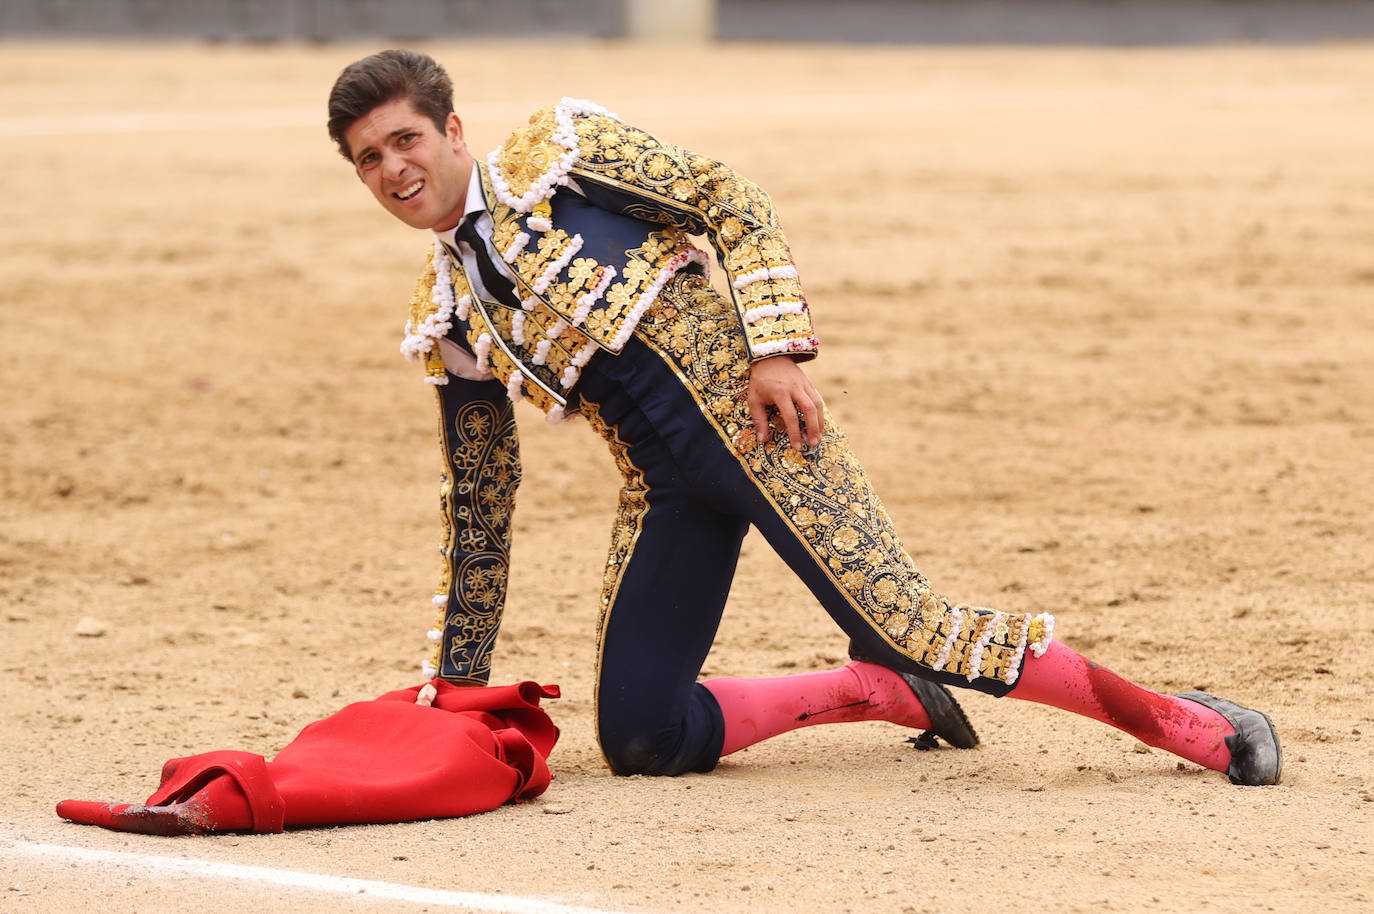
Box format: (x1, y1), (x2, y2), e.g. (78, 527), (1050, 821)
(3, 0), (1374, 43)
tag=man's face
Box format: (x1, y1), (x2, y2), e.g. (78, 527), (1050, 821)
(345, 97), (473, 231)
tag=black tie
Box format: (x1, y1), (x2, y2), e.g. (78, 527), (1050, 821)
(453, 217), (522, 310)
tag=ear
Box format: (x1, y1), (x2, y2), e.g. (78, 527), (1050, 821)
(445, 112), (465, 151)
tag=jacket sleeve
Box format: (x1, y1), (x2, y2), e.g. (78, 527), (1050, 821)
(427, 372), (521, 685)
(566, 112), (819, 362)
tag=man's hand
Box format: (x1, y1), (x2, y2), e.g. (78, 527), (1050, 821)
(747, 355), (825, 451)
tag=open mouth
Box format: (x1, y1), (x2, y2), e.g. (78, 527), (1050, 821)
(394, 179), (424, 201)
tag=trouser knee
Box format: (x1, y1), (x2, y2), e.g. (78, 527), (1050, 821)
(597, 686), (725, 777)
(598, 720), (694, 777)
(598, 728), (669, 777)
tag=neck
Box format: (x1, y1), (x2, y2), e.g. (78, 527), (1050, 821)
(432, 154), (476, 232)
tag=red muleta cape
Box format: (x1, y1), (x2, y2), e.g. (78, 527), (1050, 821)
(56, 680), (560, 835)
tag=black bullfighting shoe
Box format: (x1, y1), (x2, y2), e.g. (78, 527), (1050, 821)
(901, 671), (981, 750)
(1177, 691), (1282, 786)
(848, 639), (979, 750)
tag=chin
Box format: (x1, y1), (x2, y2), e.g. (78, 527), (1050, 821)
(390, 207), (434, 230)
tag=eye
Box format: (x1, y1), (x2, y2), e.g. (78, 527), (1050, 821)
(398, 132), (419, 147)
(357, 151), (379, 169)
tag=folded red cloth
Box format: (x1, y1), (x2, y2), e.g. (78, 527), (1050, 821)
(56, 680), (560, 835)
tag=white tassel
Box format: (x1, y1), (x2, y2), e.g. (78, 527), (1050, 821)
(501, 231), (530, 264)
(532, 233), (584, 295)
(571, 341), (598, 368)
(474, 333), (492, 372)
(732, 263), (800, 290)
(1004, 615), (1034, 687)
(752, 337), (817, 358)
(1029, 612), (1056, 657)
(399, 240), (457, 363)
(610, 249), (709, 350)
(571, 265), (617, 326)
(965, 612), (1001, 683)
(932, 606), (964, 673)
(743, 300), (806, 324)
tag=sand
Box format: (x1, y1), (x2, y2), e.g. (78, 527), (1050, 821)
(1, 39), (1372, 914)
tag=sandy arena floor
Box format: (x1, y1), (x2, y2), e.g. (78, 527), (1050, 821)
(1, 39), (1372, 914)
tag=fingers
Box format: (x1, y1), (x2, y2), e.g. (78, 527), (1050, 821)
(796, 378), (824, 448)
(746, 356), (826, 452)
(748, 390), (772, 445)
(752, 385), (823, 451)
(776, 391), (805, 451)
(777, 374), (823, 450)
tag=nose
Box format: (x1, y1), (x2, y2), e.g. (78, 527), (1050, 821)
(380, 147), (407, 181)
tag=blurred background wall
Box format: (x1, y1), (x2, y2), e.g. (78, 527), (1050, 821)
(2, 0), (1374, 43)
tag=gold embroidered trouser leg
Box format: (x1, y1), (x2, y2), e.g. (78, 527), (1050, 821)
(624, 273), (1054, 693)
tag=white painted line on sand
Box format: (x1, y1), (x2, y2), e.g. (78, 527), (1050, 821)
(3, 836), (638, 914)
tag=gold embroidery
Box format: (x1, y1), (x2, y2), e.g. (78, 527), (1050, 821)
(580, 400), (652, 756)
(630, 272), (1048, 685)
(481, 107), (818, 363)
(490, 106), (563, 201)
(569, 112), (817, 359)
(406, 253), (450, 384)
(484, 162), (704, 354)
(428, 389), (521, 683)
(491, 218), (522, 254)
(444, 261), (578, 412)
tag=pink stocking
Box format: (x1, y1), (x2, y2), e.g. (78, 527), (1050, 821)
(704, 661), (932, 756)
(1010, 641), (1234, 771)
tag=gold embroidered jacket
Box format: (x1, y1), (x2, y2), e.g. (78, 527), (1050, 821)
(411, 99), (821, 682)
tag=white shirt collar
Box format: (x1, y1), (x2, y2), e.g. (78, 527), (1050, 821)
(462, 163), (485, 219)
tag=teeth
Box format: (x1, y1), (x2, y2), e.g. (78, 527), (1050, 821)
(396, 180), (423, 200)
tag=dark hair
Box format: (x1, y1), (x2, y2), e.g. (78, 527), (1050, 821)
(327, 49), (454, 161)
